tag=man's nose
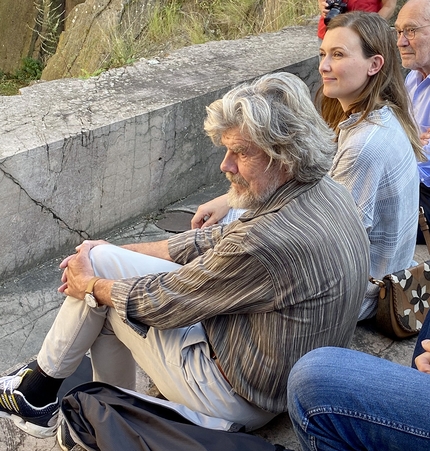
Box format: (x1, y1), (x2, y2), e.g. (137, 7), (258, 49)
(220, 150), (238, 174)
(397, 33), (409, 46)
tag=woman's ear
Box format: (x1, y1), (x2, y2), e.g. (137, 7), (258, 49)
(368, 55), (384, 76)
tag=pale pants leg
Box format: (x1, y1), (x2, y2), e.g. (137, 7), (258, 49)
(37, 244), (275, 431)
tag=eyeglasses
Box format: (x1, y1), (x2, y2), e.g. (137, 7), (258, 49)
(395, 24), (430, 40)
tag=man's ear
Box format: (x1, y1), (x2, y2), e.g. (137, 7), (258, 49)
(368, 55), (384, 76)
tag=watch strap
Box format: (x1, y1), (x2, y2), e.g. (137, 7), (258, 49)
(85, 276), (101, 295)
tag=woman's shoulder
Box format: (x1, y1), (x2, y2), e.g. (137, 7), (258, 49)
(338, 106), (412, 159)
(341, 106), (399, 135)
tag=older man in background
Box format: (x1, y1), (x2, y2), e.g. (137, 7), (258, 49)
(396, 0), (430, 242)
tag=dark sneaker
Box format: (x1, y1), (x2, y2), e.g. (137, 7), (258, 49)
(57, 419), (85, 451)
(0, 367), (59, 438)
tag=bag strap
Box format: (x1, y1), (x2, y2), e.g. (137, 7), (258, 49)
(419, 207), (430, 255)
(370, 207), (430, 288)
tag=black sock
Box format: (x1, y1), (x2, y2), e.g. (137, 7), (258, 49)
(18, 364), (65, 407)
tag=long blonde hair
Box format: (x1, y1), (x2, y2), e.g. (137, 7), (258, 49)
(315, 11), (425, 161)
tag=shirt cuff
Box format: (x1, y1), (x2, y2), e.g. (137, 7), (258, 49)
(168, 229), (200, 264)
(111, 277), (150, 338)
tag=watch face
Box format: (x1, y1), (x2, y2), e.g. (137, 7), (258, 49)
(85, 293), (98, 308)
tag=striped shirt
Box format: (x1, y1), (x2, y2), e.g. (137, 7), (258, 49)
(112, 176), (370, 413)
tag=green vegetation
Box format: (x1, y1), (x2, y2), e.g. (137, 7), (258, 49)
(95, 0), (319, 75)
(5, 0), (320, 91)
(76, 0), (319, 81)
(0, 57), (43, 96)
(133, 0), (318, 60)
(3, 0), (406, 95)
(1, 0), (62, 95)
(33, 0), (64, 64)
(1, 0), (319, 94)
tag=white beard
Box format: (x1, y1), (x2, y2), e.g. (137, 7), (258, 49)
(226, 172), (284, 210)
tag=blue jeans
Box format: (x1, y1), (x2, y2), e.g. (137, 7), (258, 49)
(287, 313), (430, 450)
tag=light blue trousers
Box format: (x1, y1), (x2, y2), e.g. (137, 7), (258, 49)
(38, 244), (275, 431)
(287, 314), (430, 450)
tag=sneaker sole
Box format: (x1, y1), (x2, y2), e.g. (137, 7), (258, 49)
(0, 411), (58, 438)
(56, 424), (69, 451)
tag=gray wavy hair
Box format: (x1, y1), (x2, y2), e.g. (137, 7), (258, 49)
(204, 72), (336, 183)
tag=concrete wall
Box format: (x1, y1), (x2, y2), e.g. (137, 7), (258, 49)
(0, 25), (320, 282)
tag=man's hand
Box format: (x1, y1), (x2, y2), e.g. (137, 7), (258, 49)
(58, 240), (109, 271)
(191, 194), (230, 229)
(415, 339), (430, 374)
(58, 240), (105, 298)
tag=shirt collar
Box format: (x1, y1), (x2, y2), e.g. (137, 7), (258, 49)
(339, 104), (389, 129)
(239, 177), (321, 222)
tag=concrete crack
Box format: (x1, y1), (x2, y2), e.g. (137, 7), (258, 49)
(17, 321), (38, 356)
(0, 303), (60, 341)
(0, 166), (90, 240)
(375, 340), (397, 357)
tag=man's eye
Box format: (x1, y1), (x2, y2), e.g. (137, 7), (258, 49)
(234, 148), (247, 155)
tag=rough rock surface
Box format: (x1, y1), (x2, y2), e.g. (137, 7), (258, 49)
(0, 1), (37, 74)
(0, 0), (86, 74)
(42, 0), (154, 80)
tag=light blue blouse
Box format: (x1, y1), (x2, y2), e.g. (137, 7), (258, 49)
(331, 106), (419, 319)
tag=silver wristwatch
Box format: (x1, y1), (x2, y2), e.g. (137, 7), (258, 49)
(84, 276), (101, 308)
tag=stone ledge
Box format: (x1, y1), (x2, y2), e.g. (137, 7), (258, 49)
(0, 24), (319, 282)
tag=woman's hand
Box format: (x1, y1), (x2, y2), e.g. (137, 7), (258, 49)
(191, 194), (230, 229)
(415, 339), (430, 374)
(319, 0), (329, 16)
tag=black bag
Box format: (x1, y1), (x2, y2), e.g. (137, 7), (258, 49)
(61, 382), (288, 451)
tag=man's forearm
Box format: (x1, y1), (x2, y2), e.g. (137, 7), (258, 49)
(121, 240), (172, 261)
(92, 278), (115, 307)
(88, 240), (171, 307)
(378, 0), (396, 20)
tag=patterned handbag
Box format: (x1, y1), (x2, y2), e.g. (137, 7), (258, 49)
(370, 208), (430, 339)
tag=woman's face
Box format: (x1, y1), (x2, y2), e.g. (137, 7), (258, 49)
(319, 27), (382, 111)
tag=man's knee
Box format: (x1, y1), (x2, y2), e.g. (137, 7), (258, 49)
(289, 346), (344, 383)
(89, 244), (130, 279)
(89, 243), (116, 263)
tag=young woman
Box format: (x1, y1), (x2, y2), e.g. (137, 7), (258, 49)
(318, 11), (423, 320)
(192, 11), (424, 321)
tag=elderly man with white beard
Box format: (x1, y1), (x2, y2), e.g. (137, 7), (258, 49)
(0, 72), (369, 443)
